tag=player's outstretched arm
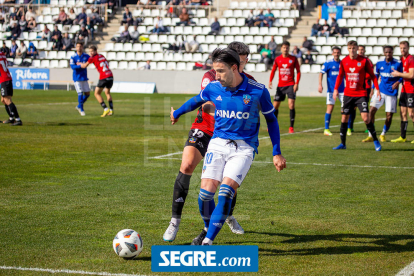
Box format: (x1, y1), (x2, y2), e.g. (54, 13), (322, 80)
(318, 72), (323, 93)
(171, 94), (207, 125)
(80, 61), (90, 69)
(70, 59), (81, 69)
(268, 60), (278, 89)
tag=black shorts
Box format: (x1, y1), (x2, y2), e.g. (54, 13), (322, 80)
(399, 93), (414, 108)
(97, 77), (114, 89)
(0, 80), (13, 97)
(184, 129), (212, 157)
(274, 85), (296, 101)
(342, 95), (369, 115)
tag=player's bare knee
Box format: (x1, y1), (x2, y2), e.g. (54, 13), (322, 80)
(180, 161), (196, 174)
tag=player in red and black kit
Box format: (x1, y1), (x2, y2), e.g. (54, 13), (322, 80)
(164, 42), (255, 244)
(390, 40), (414, 143)
(269, 41), (301, 133)
(81, 45), (114, 117)
(333, 40), (382, 151)
(0, 51), (22, 126)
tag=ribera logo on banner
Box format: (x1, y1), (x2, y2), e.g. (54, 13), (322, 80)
(9, 68), (49, 89)
(151, 245), (258, 272)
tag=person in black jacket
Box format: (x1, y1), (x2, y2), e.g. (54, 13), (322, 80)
(0, 42), (10, 57)
(7, 23), (21, 40)
(121, 7), (133, 26)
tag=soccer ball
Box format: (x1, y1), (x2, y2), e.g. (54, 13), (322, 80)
(113, 229), (143, 259)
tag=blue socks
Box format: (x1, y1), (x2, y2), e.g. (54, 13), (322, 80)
(198, 189), (215, 229)
(383, 124), (390, 134)
(325, 113), (331, 129)
(205, 184), (235, 242)
(82, 94), (90, 104)
(77, 93), (90, 112)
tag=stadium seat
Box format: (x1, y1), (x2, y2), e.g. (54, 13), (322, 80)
(58, 60), (68, 68)
(136, 52), (145, 61)
(107, 52), (116, 60)
(50, 60), (59, 68)
(255, 63), (266, 72)
(176, 62), (186, 70)
(392, 28), (403, 37)
(116, 52), (126, 61)
(126, 52), (136, 61)
(367, 37), (378, 46)
(109, 61), (118, 69)
(118, 61), (128, 70)
(245, 63), (255, 72)
(57, 51), (66, 59)
(377, 37), (388, 45)
(105, 43), (114, 51)
(404, 28), (413, 37)
(316, 55), (326, 64)
(40, 60), (50, 68)
(32, 60), (41, 68)
(300, 64), (310, 73)
(310, 64), (321, 73)
(123, 43), (133, 52)
(128, 61), (138, 70)
(47, 51), (57, 59)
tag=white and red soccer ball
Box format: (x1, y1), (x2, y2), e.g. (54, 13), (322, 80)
(113, 229), (143, 259)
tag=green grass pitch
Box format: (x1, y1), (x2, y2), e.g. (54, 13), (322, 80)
(0, 90), (414, 276)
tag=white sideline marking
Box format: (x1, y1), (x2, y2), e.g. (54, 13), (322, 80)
(150, 118), (386, 159)
(150, 157), (414, 170)
(18, 100), (132, 107)
(396, 261), (414, 276)
(0, 266), (148, 276)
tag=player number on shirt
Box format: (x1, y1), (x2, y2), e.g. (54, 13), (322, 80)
(0, 60), (9, 75)
(100, 61), (109, 72)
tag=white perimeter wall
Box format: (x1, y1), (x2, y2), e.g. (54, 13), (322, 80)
(49, 68), (327, 96)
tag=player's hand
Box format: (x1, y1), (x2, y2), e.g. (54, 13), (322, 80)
(273, 155), (286, 172)
(376, 90), (381, 101)
(333, 89), (339, 101)
(77, 62), (81, 65)
(170, 107), (178, 125)
(391, 69), (400, 77)
(269, 82), (273, 89)
(318, 84), (323, 93)
(293, 84), (298, 93)
(369, 90), (374, 98)
(392, 81), (400, 90)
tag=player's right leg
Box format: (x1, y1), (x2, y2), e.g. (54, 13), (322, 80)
(273, 86), (285, 119)
(94, 85), (110, 117)
(391, 94), (409, 142)
(334, 96), (353, 150)
(163, 129), (207, 242)
(1, 81), (22, 125)
(362, 106), (377, 142)
(324, 93), (335, 136)
(104, 88), (114, 115)
(358, 97), (381, 151)
(74, 81), (89, 116)
(379, 94), (397, 142)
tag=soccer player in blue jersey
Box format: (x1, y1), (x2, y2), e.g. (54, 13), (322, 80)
(170, 48), (286, 245)
(70, 42), (90, 116)
(362, 46), (403, 142)
(318, 46), (344, 136)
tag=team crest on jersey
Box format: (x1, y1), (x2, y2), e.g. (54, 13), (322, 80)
(357, 62), (361, 67)
(202, 78), (210, 88)
(349, 68), (355, 72)
(381, 67), (384, 70)
(333, 66), (335, 68)
(289, 60), (293, 63)
(282, 64), (287, 68)
(243, 94), (251, 105)
(189, 137), (196, 143)
(391, 66), (394, 70)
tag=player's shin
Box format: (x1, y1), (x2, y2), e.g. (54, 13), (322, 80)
(340, 122), (347, 145)
(109, 101), (113, 110)
(348, 109), (356, 130)
(366, 122), (378, 141)
(171, 172), (191, 223)
(228, 192), (237, 217)
(204, 184), (235, 244)
(8, 103), (20, 120)
(5, 104), (11, 119)
(100, 101), (108, 110)
(82, 93), (90, 104)
(198, 189), (215, 230)
(290, 109), (295, 128)
(77, 94), (83, 109)
(325, 113), (331, 129)
(401, 121), (408, 139)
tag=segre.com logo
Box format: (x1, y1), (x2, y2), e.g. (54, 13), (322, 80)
(151, 245), (258, 272)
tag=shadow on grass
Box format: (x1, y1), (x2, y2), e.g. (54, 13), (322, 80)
(128, 256), (152, 262)
(43, 122), (94, 126)
(237, 232), (414, 256)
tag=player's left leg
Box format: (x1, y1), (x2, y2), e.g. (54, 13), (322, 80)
(1, 81), (21, 125)
(94, 86), (110, 117)
(104, 87), (113, 115)
(288, 98), (295, 133)
(334, 95), (352, 150)
(324, 92), (335, 136)
(362, 106), (377, 142)
(379, 95), (397, 142)
(1, 96), (13, 123)
(358, 98), (381, 151)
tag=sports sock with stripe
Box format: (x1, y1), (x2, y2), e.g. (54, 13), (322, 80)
(198, 189), (215, 229)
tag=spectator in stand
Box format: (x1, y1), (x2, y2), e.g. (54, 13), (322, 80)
(0, 8), (5, 25)
(27, 42), (38, 59)
(185, 35), (199, 52)
(260, 44), (273, 70)
(40, 25), (51, 42)
(16, 6), (25, 20)
(203, 54), (212, 70)
(67, 8), (77, 25)
(10, 40), (18, 58)
(245, 9), (255, 27)
(1, 42), (10, 57)
(208, 17), (220, 35)
(311, 18), (320, 37)
(130, 25), (140, 42)
(4, 0), (16, 4)
(108, 0), (117, 12)
(330, 18), (343, 37)
(301, 36), (314, 53)
(191, 0), (201, 5)
(75, 25), (89, 46)
(7, 23), (21, 40)
(134, 7), (144, 25)
(263, 8), (274, 28)
(51, 25), (62, 50)
(61, 32), (73, 51)
(18, 16), (27, 32)
(176, 8), (190, 26)
(74, 7), (87, 25)
(144, 60), (151, 70)
(55, 8), (68, 24)
(88, 8), (102, 26)
(318, 19), (330, 38)
(303, 50), (314, 64)
(268, 36), (277, 59)
(253, 10), (265, 27)
(9, 16), (18, 30)
(25, 6), (36, 21)
(27, 17), (37, 31)
(292, 0), (303, 10)
(121, 7), (133, 26)
(291, 46), (302, 64)
(16, 41), (27, 59)
(152, 16), (165, 33)
(119, 25), (131, 42)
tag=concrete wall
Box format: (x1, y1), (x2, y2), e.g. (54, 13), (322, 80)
(49, 68), (327, 97)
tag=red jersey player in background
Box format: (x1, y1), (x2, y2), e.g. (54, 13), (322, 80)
(0, 50), (22, 126)
(333, 40), (381, 151)
(164, 42), (255, 244)
(81, 46), (114, 117)
(390, 41), (414, 143)
(269, 41), (301, 133)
